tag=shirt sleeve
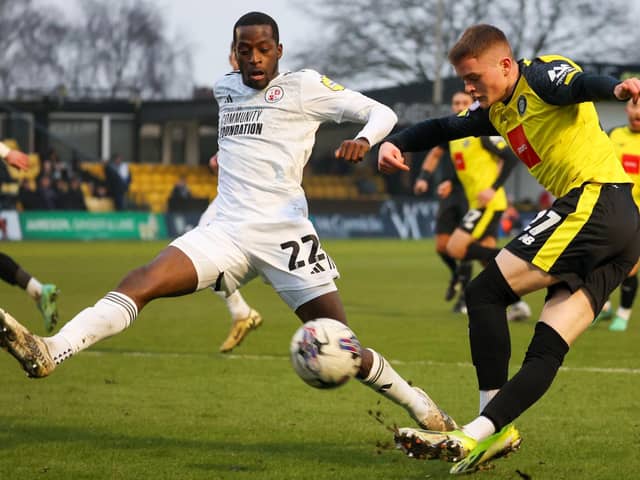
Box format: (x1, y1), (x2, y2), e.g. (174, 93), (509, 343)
(384, 103), (499, 153)
(300, 70), (397, 145)
(524, 56), (620, 105)
(480, 136), (519, 190)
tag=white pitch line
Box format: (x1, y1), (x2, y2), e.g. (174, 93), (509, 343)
(84, 350), (640, 375)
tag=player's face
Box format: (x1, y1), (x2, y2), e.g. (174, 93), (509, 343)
(234, 25), (282, 90)
(450, 92), (473, 113)
(626, 99), (640, 132)
(454, 48), (513, 108)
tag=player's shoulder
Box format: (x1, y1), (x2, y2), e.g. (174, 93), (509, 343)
(521, 55), (583, 88)
(608, 125), (629, 138)
(214, 71), (242, 91)
(285, 69), (347, 92)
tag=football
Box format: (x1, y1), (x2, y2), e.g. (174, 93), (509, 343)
(289, 318), (362, 389)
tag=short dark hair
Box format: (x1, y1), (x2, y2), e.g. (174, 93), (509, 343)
(448, 24), (511, 64)
(233, 12), (279, 45)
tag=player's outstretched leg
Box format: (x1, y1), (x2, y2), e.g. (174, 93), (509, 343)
(0, 291), (138, 378)
(214, 290), (263, 353)
(359, 348), (457, 431)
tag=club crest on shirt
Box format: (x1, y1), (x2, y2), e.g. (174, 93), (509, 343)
(517, 95), (527, 115)
(320, 75), (344, 91)
(265, 86), (284, 103)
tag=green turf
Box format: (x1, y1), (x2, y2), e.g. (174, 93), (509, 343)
(0, 240), (638, 479)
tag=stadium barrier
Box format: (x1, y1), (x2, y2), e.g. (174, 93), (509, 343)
(3, 200), (536, 241)
(17, 212), (167, 241)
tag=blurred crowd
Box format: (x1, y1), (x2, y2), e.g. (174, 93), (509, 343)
(0, 149), (131, 212)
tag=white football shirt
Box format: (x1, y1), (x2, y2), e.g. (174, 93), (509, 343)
(212, 69), (396, 223)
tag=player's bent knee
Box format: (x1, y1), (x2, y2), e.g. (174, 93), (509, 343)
(445, 242), (466, 260)
(466, 260), (519, 309)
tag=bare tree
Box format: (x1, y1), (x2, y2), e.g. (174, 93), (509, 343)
(55, 0), (194, 99)
(0, 0), (193, 100)
(292, 0), (630, 91)
(0, 1), (67, 98)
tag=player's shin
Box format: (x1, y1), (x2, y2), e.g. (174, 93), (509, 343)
(46, 291), (138, 364)
(481, 322), (568, 430)
(466, 261), (519, 408)
(358, 348), (456, 430)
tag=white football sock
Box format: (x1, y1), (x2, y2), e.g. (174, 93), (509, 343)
(25, 277), (42, 300)
(462, 415), (496, 441)
(212, 288), (251, 320)
(479, 389), (499, 413)
(602, 300), (612, 313)
(616, 307), (631, 321)
(45, 291), (138, 364)
(359, 348), (428, 418)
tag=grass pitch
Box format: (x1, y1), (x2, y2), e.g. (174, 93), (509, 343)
(0, 240), (638, 479)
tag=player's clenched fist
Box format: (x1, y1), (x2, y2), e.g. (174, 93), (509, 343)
(335, 138), (370, 162)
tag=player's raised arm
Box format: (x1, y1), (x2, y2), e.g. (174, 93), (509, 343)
(0, 142), (29, 170)
(335, 97), (398, 162)
(379, 106), (498, 176)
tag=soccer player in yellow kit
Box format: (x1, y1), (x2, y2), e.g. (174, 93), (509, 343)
(379, 24), (640, 473)
(596, 98), (640, 331)
(415, 91), (530, 319)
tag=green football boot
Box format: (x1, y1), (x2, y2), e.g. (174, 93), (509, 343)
(38, 284), (59, 333)
(449, 424), (522, 474)
(608, 315), (628, 332)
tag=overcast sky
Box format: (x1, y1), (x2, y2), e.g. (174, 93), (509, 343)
(44, 0), (312, 87)
(162, 0), (313, 86)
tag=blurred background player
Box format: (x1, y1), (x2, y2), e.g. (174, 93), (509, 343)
(413, 93), (470, 310)
(0, 253), (59, 333)
(0, 12), (456, 433)
(415, 91), (530, 319)
(596, 98), (640, 331)
(0, 142), (59, 333)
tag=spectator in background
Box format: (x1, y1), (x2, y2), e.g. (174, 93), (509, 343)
(105, 153), (131, 210)
(36, 175), (57, 210)
(168, 175), (193, 211)
(18, 179), (40, 210)
(53, 178), (69, 209)
(56, 176), (86, 211)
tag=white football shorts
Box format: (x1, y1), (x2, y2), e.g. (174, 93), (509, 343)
(170, 217), (339, 309)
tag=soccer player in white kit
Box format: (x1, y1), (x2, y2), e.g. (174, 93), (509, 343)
(0, 12), (456, 432)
